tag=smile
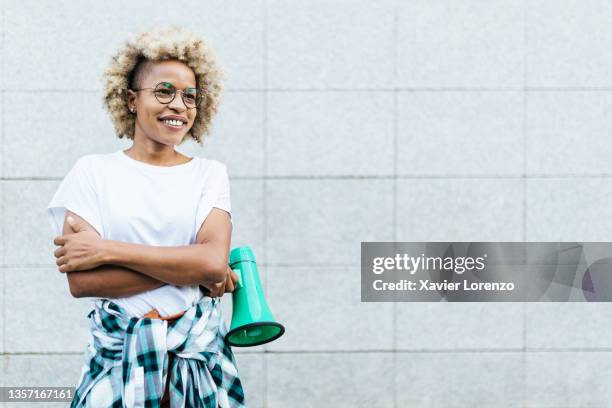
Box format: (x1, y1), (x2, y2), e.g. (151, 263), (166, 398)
(159, 119), (185, 130)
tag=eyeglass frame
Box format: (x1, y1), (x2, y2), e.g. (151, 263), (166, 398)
(128, 81), (204, 109)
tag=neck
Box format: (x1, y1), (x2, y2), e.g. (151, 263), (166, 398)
(127, 129), (184, 166)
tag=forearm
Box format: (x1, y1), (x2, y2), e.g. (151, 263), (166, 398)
(68, 264), (166, 298)
(102, 240), (227, 286)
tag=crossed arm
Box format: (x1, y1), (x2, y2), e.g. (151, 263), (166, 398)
(56, 209), (231, 298)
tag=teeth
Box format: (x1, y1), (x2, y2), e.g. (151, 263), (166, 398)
(162, 119), (183, 127)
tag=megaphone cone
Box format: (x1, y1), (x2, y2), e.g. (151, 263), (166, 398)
(225, 246), (285, 347)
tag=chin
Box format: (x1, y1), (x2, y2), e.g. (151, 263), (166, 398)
(151, 135), (181, 147)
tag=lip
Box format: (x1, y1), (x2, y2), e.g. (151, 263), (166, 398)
(158, 115), (188, 123)
(159, 120), (185, 132)
(158, 115), (188, 132)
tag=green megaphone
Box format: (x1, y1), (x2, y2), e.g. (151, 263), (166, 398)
(225, 246), (285, 347)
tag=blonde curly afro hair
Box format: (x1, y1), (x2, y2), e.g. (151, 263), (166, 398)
(102, 26), (224, 144)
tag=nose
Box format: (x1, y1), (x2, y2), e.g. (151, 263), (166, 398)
(168, 91), (188, 111)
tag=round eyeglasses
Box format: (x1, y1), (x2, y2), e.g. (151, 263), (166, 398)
(130, 81), (203, 109)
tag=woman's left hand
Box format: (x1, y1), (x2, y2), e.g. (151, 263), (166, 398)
(53, 218), (107, 273)
(203, 266), (238, 298)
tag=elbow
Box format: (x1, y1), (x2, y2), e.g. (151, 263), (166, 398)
(69, 282), (84, 298)
(199, 258), (227, 285)
(66, 273), (85, 298)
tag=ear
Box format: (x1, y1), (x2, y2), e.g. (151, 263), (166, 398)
(126, 89), (137, 112)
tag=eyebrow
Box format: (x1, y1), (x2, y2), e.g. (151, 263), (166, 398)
(160, 81), (197, 90)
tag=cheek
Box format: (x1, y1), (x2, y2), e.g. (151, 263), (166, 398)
(141, 109), (163, 127)
(185, 116), (195, 128)
(142, 116), (160, 130)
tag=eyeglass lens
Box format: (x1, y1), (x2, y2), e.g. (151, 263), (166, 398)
(154, 82), (200, 108)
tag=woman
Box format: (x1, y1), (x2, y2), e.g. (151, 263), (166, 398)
(46, 26), (246, 407)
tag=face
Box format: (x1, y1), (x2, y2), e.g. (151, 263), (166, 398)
(127, 60), (198, 146)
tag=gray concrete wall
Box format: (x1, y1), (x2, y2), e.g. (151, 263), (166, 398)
(2, 0), (612, 407)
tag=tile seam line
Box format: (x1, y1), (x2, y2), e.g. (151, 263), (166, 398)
(3, 348), (612, 355)
(3, 263), (352, 268)
(6, 87), (612, 92)
(1, 3), (4, 377)
(1, 0), (5, 367)
(390, 0), (401, 403)
(522, 2), (528, 405)
(262, 0), (269, 406)
(17, 175), (612, 181)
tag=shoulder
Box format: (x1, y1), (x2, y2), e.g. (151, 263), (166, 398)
(70, 153), (114, 181)
(68, 155), (93, 175)
(78, 152), (113, 165)
(74, 152), (117, 169)
(198, 157), (229, 177)
(195, 158), (230, 194)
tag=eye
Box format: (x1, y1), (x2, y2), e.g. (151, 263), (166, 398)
(156, 88), (174, 97)
(154, 83), (175, 99)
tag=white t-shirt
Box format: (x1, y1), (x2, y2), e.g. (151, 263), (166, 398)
(46, 149), (232, 317)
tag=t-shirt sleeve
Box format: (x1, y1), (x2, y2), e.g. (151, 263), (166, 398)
(46, 156), (104, 238)
(194, 162), (233, 237)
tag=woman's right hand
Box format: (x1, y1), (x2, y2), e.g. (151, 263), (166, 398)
(202, 266), (239, 298)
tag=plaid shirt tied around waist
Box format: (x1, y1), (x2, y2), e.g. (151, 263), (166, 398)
(70, 296), (246, 407)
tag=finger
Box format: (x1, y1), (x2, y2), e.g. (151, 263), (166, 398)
(67, 216), (85, 233)
(218, 279), (226, 297)
(225, 274), (235, 293)
(230, 270), (239, 285)
(212, 282), (224, 298)
(54, 247), (66, 258)
(53, 236), (66, 246)
(226, 279), (235, 293)
(58, 263), (69, 273)
(219, 275), (229, 297)
(67, 216), (76, 231)
(56, 256), (68, 267)
(225, 266), (233, 281)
